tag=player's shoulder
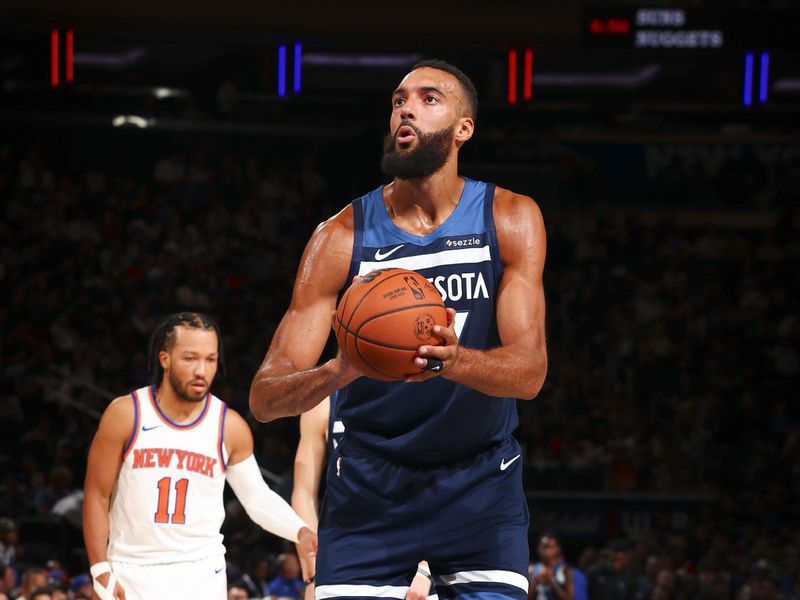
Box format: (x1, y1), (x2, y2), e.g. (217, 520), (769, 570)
(313, 203), (355, 240)
(491, 186), (546, 264)
(492, 185), (542, 221)
(96, 394), (137, 439)
(221, 405), (252, 439)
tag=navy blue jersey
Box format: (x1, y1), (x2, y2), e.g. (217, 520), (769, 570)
(326, 390), (345, 457)
(338, 178), (518, 464)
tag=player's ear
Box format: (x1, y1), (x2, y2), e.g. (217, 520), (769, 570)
(455, 116), (474, 145)
(159, 350), (170, 371)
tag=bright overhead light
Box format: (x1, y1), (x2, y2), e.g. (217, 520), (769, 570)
(112, 115), (155, 128)
(152, 87), (187, 99)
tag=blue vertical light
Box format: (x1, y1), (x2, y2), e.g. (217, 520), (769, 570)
(293, 42), (302, 93)
(277, 45), (287, 97)
(759, 52), (770, 104)
(743, 52), (754, 107)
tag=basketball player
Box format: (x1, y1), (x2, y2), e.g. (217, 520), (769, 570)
(291, 393), (435, 599)
(83, 313), (317, 600)
(250, 59), (547, 598)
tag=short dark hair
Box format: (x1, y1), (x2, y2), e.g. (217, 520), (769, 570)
(147, 312), (226, 386)
(411, 59), (478, 121)
(29, 589), (53, 600)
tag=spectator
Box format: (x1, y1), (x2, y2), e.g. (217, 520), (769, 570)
(0, 519), (17, 592)
(267, 553), (303, 600)
(587, 539), (643, 600)
(227, 582), (249, 600)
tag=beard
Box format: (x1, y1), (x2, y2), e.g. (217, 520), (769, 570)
(168, 369), (207, 403)
(381, 123), (454, 180)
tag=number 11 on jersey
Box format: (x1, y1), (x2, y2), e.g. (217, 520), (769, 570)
(154, 477), (188, 524)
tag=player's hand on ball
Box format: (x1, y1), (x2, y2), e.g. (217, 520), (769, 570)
(329, 311), (364, 383)
(406, 307), (459, 382)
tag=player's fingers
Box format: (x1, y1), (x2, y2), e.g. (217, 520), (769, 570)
(116, 584), (126, 600)
(416, 344), (451, 361)
(445, 307), (457, 326)
(432, 323), (457, 345)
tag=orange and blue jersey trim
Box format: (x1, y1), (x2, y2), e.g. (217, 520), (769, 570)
(122, 390), (140, 461)
(148, 385), (210, 430)
(217, 403), (228, 474)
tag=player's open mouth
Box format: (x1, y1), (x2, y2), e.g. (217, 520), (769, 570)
(190, 382), (206, 393)
(396, 125), (416, 145)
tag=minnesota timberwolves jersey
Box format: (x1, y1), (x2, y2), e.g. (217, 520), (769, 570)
(339, 178), (518, 464)
(327, 390), (345, 456)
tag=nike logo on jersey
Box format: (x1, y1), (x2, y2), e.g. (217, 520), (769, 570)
(500, 455), (521, 471)
(374, 244), (404, 260)
(214, 567), (224, 574)
(142, 424), (162, 432)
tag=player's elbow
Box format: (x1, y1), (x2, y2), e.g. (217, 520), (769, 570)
(519, 356), (547, 400)
(248, 385), (274, 423)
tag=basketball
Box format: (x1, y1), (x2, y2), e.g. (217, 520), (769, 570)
(335, 268), (447, 381)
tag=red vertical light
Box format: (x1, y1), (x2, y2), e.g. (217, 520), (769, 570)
(66, 30), (74, 83)
(523, 48), (533, 101)
(507, 48), (517, 105)
(50, 29), (59, 87)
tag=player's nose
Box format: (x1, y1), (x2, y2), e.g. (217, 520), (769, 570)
(400, 103), (415, 121)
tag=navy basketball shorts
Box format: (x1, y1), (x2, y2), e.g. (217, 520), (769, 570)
(315, 436), (530, 600)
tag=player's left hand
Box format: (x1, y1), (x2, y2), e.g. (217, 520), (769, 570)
(405, 307), (459, 382)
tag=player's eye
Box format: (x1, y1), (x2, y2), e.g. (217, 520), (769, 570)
(393, 97), (405, 107)
(425, 95), (439, 104)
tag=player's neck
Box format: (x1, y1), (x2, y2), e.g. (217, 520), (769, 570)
(386, 164), (464, 228)
(154, 383), (206, 423)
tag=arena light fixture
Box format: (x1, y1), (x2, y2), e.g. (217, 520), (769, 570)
(112, 115), (155, 128)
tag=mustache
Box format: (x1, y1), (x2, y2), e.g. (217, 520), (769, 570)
(393, 121), (422, 137)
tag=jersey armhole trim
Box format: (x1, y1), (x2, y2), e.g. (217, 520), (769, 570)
(483, 183), (504, 280)
(121, 390), (140, 461)
(343, 197), (364, 295)
(217, 403), (228, 473)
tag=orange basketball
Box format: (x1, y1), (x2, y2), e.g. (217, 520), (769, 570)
(335, 268), (447, 381)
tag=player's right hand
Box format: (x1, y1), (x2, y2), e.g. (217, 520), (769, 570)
(329, 311), (365, 382)
(93, 572), (126, 600)
(405, 572), (432, 600)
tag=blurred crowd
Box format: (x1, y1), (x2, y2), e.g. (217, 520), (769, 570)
(1, 134), (798, 598)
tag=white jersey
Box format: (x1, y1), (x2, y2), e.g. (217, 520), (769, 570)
(108, 386), (229, 564)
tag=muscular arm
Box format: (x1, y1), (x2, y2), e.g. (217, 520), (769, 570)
(249, 210), (359, 423)
(83, 396), (133, 566)
(415, 189), (547, 399)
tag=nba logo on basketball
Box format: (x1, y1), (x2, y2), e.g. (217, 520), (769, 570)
(414, 313), (436, 342)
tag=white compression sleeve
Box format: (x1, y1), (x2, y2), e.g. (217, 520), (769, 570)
(225, 454), (308, 543)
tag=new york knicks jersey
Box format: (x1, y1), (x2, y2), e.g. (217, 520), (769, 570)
(107, 386), (228, 564)
(339, 178), (518, 464)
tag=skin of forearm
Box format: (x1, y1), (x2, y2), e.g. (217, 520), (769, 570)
(250, 361), (348, 423)
(83, 493), (111, 565)
(446, 344), (546, 400)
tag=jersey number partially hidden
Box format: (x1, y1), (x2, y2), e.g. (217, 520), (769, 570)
(154, 477), (188, 524)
